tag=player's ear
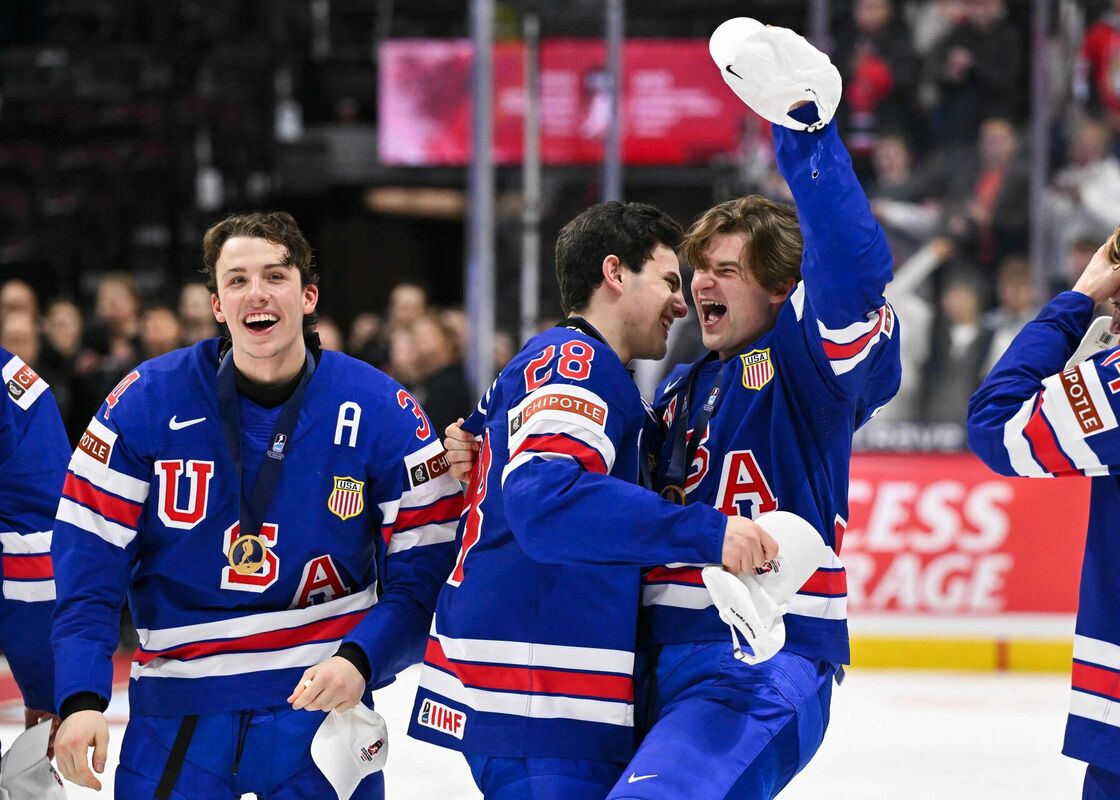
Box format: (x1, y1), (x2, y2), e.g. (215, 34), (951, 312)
(771, 277), (796, 304)
(211, 292), (225, 324)
(601, 255), (625, 297)
(303, 283), (319, 315)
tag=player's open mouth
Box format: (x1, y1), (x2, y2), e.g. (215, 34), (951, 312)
(700, 300), (727, 326)
(243, 312), (279, 334)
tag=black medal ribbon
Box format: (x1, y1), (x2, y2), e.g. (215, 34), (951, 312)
(659, 353), (729, 505)
(216, 348), (316, 542)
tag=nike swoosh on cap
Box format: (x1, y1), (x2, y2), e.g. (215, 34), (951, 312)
(169, 416), (207, 430)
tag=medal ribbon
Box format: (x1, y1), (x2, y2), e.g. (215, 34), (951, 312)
(659, 354), (728, 504)
(216, 348), (316, 541)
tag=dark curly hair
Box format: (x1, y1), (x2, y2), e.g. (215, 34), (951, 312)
(202, 211), (319, 334)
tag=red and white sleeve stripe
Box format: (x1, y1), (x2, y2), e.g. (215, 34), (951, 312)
(1069, 635), (1120, 731)
(0, 530), (54, 602)
(816, 302), (897, 376)
(502, 385), (615, 486)
(1001, 361), (1117, 477)
(56, 417), (149, 549)
(380, 440), (463, 556)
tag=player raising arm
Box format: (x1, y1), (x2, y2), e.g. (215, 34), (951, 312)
(51, 212), (460, 799)
(968, 231), (1120, 800)
(612, 19), (901, 799)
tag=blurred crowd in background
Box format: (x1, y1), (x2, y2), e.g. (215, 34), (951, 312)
(2, 0), (1120, 448)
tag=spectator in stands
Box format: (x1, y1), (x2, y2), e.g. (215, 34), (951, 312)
(0, 310), (40, 367)
(386, 282), (428, 332)
(347, 311), (387, 367)
(919, 270), (989, 424)
(833, 0), (917, 178)
(387, 324), (423, 387)
(943, 116), (1030, 270)
(40, 299), (84, 443)
(1049, 116), (1120, 265)
(0, 279), (38, 321)
(178, 281), (219, 345)
(74, 273), (143, 429)
(1076, 0), (1120, 131)
(980, 256), (1038, 374)
(924, 0), (1023, 145)
(409, 314), (470, 436)
(315, 316), (345, 351)
(139, 305), (183, 359)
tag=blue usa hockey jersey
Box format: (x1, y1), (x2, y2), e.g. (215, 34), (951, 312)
(0, 348), (69, 712)
(51, 340), (461, 716)
(409, 323), (731, 761)
(642, 120), (902, 666)
(968, 291), (1120, 772)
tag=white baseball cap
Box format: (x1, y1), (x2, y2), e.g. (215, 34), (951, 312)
(709, 17), (842, 132)
(311, 705), (388, 800)
(0, 719), (66, 800)
(703, 510), (831, 664)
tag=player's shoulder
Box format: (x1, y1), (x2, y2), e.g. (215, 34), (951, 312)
(95, 341), (217, 427)
(1, 346), (54, 413)
(316, 349), (403, 403)
(654, 362), (695, 407)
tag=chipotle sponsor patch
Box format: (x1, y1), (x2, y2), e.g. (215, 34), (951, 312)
(78, 428), (113, 465)
(1060, 367), (1106, 436)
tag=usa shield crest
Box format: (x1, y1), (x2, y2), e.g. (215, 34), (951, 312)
(740, 348), (775, 390)
(328, 476), (365, 520)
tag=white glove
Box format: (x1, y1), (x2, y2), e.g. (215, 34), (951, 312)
(311, 705), (388, 800)
(702, 511), (830, 664)
(0, 720), (66, 800)
(709, 18), (842, 132)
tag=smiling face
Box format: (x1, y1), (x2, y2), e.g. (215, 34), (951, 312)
(617, 244), (689, 361)
(692, 232), (791, 360)
(210, 236), (318, 384)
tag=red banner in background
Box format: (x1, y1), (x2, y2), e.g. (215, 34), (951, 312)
(378, 39), (759, 166)
(845, 453), (1088, 619)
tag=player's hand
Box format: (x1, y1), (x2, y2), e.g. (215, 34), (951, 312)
(721, 516), (779, 575)
(24, 707), (61, 758)
(443, 418), (480, 482)
(54, 709), (110, 791)
(1073, 232), (1120, 306)
(288, 656), (366, 713)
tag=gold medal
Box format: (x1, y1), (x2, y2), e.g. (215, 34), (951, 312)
(227, 534), (270, 575)
(659, 484), (686, 505)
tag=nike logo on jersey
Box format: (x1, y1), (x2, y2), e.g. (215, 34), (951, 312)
(169, 416), (207, 430)
(663, 377), (682, 394)
(628, 774), (657, 783)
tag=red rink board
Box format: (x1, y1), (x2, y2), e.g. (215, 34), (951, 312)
(845, 452), (1088, 617)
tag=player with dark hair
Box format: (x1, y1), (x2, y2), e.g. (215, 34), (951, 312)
(968, 230), (1120, 800)
(409, 200), (778, 799)
(51, 211), (461, 799)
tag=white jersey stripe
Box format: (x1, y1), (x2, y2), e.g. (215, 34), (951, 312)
(132, 640), (340, 680)
(1069, 690), (1120, 730)
(1003, 396), (1048, 477)
(0, 531), (52, 553)
(790, 282), (806, 320)
(642, 582), (849, 621)
(387, 521), (457, 555)
(68, 456), (150, 504)
(137, 586), (378, 651)
(1073, 634), (1120, 670)
(56, 498), (137, 548)
(818, 306), (883, 343)
(2, 580), (55, 602)
(433, 631), (634, 675)
(501, 451), (577, 487)
(418, 663), (634, 727)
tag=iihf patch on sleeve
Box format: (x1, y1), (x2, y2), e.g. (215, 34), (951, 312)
(2, 355), (48, 410)
(415, 697), (466, 739)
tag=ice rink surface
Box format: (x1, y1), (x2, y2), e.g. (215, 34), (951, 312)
(1, 664), (1085, 799)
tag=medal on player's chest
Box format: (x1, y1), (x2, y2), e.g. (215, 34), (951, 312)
(659, 484), (686, 505)
(227, 533), (271, 575)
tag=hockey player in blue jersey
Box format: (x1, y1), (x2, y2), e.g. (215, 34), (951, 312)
(607, 20), (902, 799)
(409, 201), (782, 799)
(1, 345), (69, 747)
(51, 212), (461, 799)
(968, 232), (1120, 800)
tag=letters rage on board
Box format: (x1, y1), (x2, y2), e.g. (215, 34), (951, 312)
(843, 453), (1087, 616)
